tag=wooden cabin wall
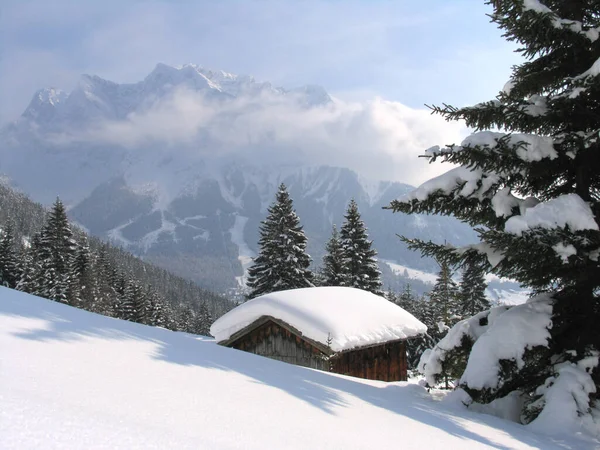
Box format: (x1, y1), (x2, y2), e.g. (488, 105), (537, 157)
(231, 320), (329, 371)
(329, 340), (408, 382)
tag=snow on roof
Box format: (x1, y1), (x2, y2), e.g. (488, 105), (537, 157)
(210, 287), (426, 352)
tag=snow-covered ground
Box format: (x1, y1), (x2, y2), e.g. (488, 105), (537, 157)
(1, 287), (595, 449)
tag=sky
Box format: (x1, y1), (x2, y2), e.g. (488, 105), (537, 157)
(0, 0), (522, 184)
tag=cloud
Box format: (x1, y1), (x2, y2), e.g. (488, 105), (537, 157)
(1, 0), (520, 124)
(68, 87), (465, 185)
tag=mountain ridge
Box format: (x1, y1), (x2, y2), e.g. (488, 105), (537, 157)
(1, 63), (518, 298)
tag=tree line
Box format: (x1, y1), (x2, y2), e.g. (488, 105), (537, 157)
(386, 259), (490, 371)
(0, 183), (234, 335)
(245, 183), (494, 371)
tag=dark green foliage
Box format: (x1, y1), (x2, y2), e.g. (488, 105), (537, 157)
(340, 199), (382, 295)
(391, 284), (437, 370)
(247, 184), (314, 299)
(459, 259), (490, 317)
(0, 222), (20, 288)
(427, 261), (461, 341)
(35, 198), (77, 303)
(387, 0), (600, 422)
(321, 225), (346, 286)
(0, 182), (234, 336)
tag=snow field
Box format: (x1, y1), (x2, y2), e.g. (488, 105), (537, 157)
(1, 287), (595, 449)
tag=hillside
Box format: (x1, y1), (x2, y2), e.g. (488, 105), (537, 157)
(1, 286), (594, 449)
(0, 181), (234, 323)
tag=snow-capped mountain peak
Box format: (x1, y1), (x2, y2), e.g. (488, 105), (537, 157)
(16, 63), (332, 130)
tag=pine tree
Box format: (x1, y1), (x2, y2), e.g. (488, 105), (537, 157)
(459, 260), (490, 317)
(16, 247), (37, 294)
(132, 284), (149, 325)
(0, 222), (20, 288)
(36, 198), (77, 303)
(428, 261), (461, 340)
(321, 225), (346, 286)
(339, 199), (382, 295)
(152, 293), (167, 328)
(198, 302), (213, 335)
(396, 283), (415, 312)
(246, 184), (314, 299)
(116, 278), (136, 321)
(388, 0), (600, 422)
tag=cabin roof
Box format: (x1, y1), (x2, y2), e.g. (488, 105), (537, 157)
(211, 287), (427, 352)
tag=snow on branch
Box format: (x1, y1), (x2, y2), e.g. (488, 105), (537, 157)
(523, 0), (600, 42)
(426, 131), (557, 163)
(399, 166), (499, 203)
(505, 194), (599, 236)
(462, 131), (557, 162)
(460, 294), (553, 390)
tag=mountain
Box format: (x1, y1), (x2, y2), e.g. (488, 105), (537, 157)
(2, 287), (591, 449)
(0, 181), (235, 323)
(1, 64), (514, 296)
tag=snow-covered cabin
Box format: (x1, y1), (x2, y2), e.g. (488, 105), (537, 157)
(210, 287), (426, 381)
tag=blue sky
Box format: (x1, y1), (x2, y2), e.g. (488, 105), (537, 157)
(1, 0), (520, 124)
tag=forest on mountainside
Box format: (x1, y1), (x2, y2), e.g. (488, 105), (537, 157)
(0, 182), (235, 334)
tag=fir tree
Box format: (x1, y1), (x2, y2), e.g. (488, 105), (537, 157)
(35, 198), (77, 303)
(388, 0), (600, 422)
(16, 246), (37, 294)
(459, 260), (490, 317)
(428, 261), (461, 340)
(0, 222), (20, 288)
(197, 302), (213, 335)
(116, 278), (136, 321)
(246, 184), (314, 299)
(396, 283), (415, 312)
(339, 199), (382, 295)
(147, 291), (166, 327)
(321, 225), (346, 286)
(132, 284), (149, 325)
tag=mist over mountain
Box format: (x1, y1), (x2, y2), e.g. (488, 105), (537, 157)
(0, 63), (501, 296)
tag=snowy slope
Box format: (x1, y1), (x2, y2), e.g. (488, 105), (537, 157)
(1, 287), (593, 449)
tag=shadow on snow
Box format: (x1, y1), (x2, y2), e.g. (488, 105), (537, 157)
(1, 290), (583, 450)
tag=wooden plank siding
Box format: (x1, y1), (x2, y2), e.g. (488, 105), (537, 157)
(230, 319), (330, 371)
(223, 317), (410, 382)
(329, 340), (408, 382)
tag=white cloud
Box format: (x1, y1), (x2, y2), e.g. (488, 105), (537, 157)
(72, 87), (465, 185)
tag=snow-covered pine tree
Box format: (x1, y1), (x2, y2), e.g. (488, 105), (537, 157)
(116, 278), (136, 322)
(246, 184), (314, 299)
(459, 259), (490, 317)
(0, 222), (20, 289)
(132, 284), (150, 325)
(339, 199), (382, 295)
(388, 0), (600, 426)
(321, 225), (346, 286)
(35, 198), (77, 303)
(396, 283), (415, 312)
(198, 302), (213, 336)
(428, 261), (461, 340)
(15, 246), (37, 294)
(147, 290), (166, 327)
